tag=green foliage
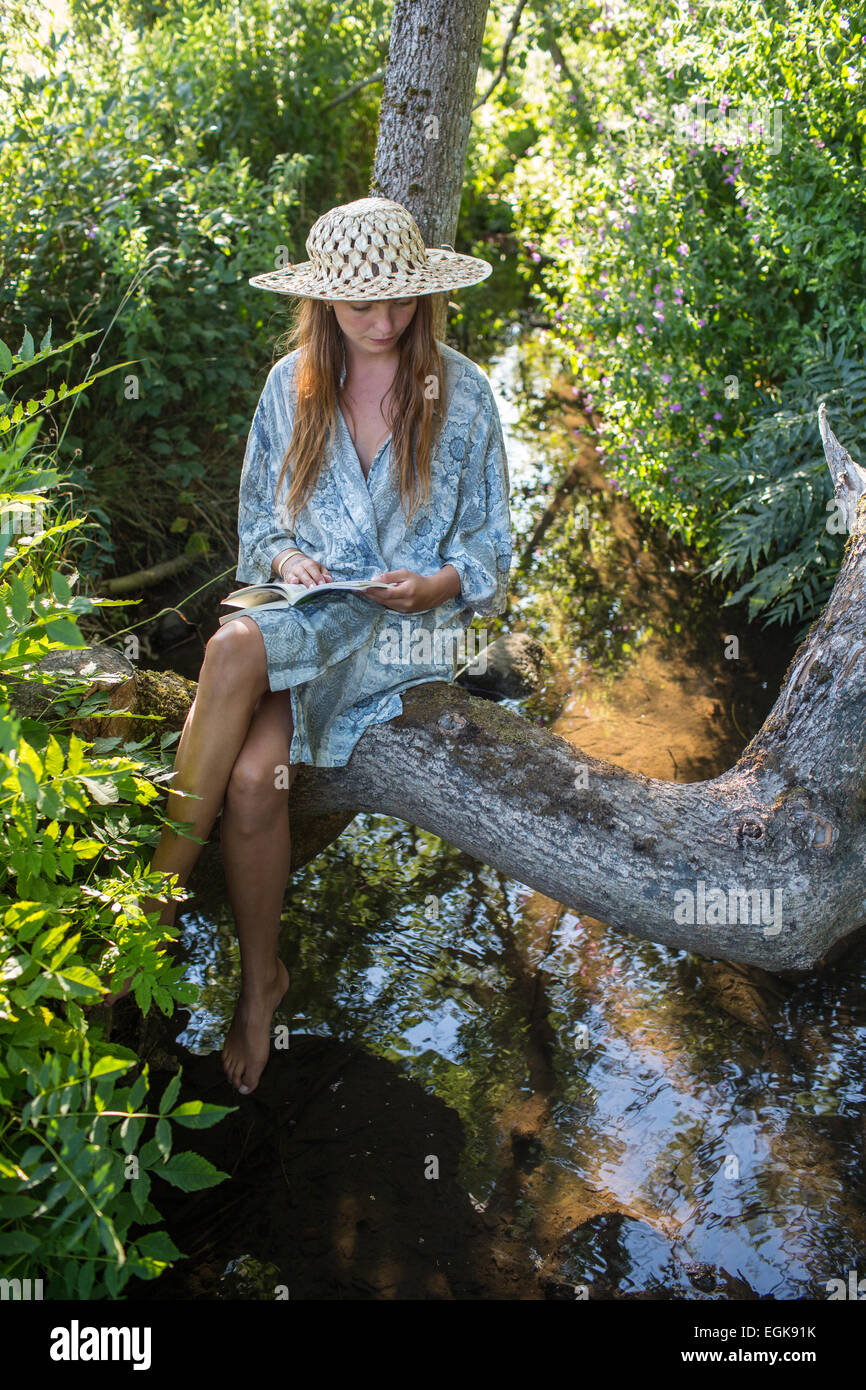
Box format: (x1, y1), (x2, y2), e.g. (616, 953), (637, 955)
(0, 333), (233, 1297)
(0, 1043), (227, 1297)
(0, 0), (386, 572)
(702, 341), (866, 633)
(472, 0), (866, 629)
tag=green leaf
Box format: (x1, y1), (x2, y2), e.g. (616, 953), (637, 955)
(0, 1230), (40, 1253)
(53, 964), (102, 998)
(157, 1151), (227, 1192)
(51, 571), (72, 603)
(77, 1260), (95, 1300)
(133, 975), (152, 1015)
(79, 776), (118, 805)
(134, 1229), (181, 1262)
(158, 1072), (181, 1115)
(91, 1054), (134, 1080)
(119, 1115), (145, 1154)
(10, 577), (30, 624)
(129, 1166), (151, 1216)
(71, 838), (102, 858)
(129, 1228), (181, 1278)
(128, 1069), (148, 1112)
(43, 736), (65, 777)
(97, 1213), (125, 1264)
(155, 1118), (172, 1161)
(45, 617), (83, 645)
(138, 1137), (161, 1168)
(169, 1100), (234, 1129)
(0, 1196), (37, 1218)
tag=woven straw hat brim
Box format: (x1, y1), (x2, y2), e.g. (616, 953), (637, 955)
(248, 248), (493, 301)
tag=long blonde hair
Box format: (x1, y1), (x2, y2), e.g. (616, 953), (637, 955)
(274, 295), (443, 529)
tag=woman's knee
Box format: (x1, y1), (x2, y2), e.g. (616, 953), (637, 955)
(202, 619), (269, 694)
(223, 750), (287, 830)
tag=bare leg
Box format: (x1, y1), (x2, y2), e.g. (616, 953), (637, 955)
(220, 689), (297, 1094)
(106, 619), (270, 1001)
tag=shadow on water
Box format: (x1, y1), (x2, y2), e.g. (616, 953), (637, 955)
(130, 326), (866, 1301)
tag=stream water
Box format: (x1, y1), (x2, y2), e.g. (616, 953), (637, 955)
(151, 326), (866, 1300)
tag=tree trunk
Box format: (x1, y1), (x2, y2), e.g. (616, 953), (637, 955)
(44, 413), (866, 975)
(311, 388), (866, 956)
(371, 0), (491, 339)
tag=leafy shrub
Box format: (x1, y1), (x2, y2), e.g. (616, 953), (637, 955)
(702, 341), (866, 632)
(472, 0), (866, 630)
(0, 330), (232, 1297)
(0, 0), (386, 573)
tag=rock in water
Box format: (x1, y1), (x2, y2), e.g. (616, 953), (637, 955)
(456, 633), (553, 700)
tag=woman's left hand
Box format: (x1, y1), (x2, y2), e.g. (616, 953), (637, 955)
(365, 569), (442, 613)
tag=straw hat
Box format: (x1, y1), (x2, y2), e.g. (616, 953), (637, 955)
(248, 196), (493, 301)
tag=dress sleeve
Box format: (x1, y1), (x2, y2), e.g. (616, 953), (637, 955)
(439, 381), (512, 618)
(236, 362), (299, 585)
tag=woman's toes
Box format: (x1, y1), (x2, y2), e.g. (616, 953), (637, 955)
(220, 961), (288, 1094)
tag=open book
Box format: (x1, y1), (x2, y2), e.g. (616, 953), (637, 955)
(219, 577), (399, 625)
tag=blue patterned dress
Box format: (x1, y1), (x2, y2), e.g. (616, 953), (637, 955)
(235, 341), (512, 766)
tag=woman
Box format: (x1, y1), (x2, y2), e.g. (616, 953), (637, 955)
(142, 196), (512, 1095)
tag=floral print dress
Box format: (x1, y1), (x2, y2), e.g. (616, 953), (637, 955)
(234, 341), (512, 767)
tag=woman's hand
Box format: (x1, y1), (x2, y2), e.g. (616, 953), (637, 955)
(280, 553), (333, 588)
(365, 567), (459, 613)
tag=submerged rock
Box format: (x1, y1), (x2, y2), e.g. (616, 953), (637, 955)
(456, 632), (554, 701)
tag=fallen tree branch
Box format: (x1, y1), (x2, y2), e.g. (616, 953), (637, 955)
(99, 553), (199, 595)
(27, 412), (866, 973)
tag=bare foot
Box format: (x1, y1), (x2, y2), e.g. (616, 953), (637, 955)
(221, 961), (290, 1095)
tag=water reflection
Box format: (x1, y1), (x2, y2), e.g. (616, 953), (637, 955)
(173, 331), (866, 1299)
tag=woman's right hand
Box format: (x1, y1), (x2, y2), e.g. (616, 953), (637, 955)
(280, 552), (333, 588)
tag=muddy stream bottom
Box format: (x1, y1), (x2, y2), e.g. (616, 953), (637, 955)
(122, 331), (866, 1300)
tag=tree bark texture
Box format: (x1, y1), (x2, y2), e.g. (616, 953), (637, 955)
(371, 0), (491, 339)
